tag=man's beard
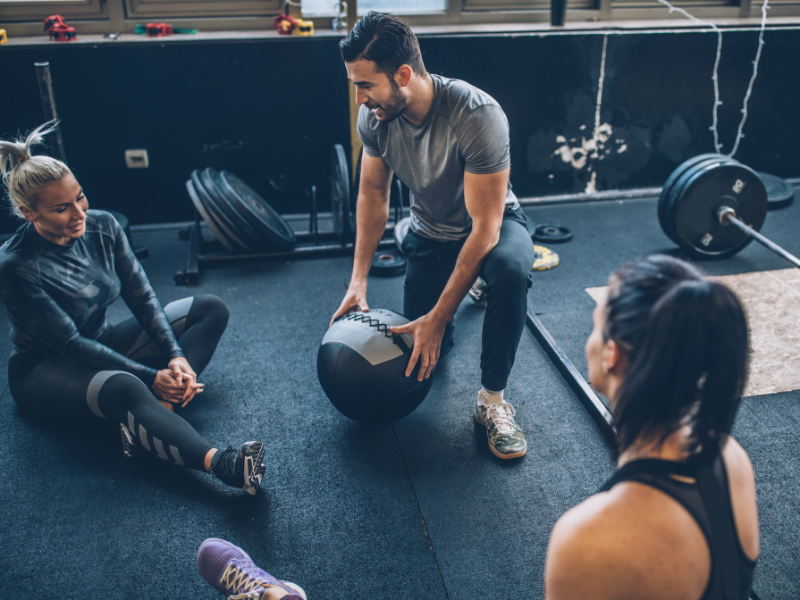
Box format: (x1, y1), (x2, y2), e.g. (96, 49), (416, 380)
(371, 79), (408, 122)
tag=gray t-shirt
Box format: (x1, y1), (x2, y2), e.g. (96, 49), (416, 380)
(358, 74), (518, 241)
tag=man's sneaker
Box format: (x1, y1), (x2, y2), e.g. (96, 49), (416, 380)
(120, 424), (137, 460)
(210, 442), (266, 496)
(197, 538), (307, 600)
(473, 391), (527, 459)
(468, 277), (488, 307)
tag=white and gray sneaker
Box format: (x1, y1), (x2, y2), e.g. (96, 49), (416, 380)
(473, 390), (527, 459)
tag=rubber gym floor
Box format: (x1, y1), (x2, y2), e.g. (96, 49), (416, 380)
(0, 194), (798, 600)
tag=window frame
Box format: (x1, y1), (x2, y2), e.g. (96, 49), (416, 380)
(123, 0), (282, 19)
(1, 0), (798, 37)
(0, 0), (107, 23)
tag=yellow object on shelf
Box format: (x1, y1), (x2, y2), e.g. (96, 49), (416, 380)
(293, 18), (314, 36)
(0, 29), (8, 45)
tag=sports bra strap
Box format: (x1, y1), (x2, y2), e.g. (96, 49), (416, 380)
(601, 454), (742, 600)
(600, 457), (696, 492)
(696, 461), (741, 600)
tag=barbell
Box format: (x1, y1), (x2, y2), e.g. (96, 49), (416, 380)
(658, 154), (799, 268)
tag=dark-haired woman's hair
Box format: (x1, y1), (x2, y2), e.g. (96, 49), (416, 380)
(605, 255), (749, 459)
(339, 12), (426, 78)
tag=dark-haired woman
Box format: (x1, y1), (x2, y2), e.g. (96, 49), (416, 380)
(0, 123), (265, 495)
(545, 255), (758, 600)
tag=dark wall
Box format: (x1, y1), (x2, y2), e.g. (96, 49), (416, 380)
(1, 37), (352, 232)
(2, 27), (798, 232)
(419, 28), (800, 198)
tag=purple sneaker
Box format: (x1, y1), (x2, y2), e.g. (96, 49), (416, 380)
(197, 538), (307, 600)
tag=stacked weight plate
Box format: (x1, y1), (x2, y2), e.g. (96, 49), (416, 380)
(186, 168), (297, 253)
(658, 154), (768, 260)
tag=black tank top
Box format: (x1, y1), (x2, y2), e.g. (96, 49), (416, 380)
(600, 453), (757, 600)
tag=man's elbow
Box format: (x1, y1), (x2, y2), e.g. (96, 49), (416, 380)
(472, 222), (502, 251)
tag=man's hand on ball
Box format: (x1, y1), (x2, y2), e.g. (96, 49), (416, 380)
(390, 313), (447, 381)
(330, 285), (369, 327)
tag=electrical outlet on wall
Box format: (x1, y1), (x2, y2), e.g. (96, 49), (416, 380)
(125, 149), (149, 168)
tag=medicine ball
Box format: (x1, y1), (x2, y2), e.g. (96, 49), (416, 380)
(317, 309), (433, 423)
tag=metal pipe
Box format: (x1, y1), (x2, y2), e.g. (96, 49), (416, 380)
(199, 238), (395, 263)
(525, 311), (616, 446)
(34, 62), (67, 163)
(719, 207), (800, 270)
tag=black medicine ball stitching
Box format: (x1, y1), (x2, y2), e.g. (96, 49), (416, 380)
(335, 313), (412, 353)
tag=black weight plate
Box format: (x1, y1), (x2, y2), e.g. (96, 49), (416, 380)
(757, 172), (795, 210)
(198, 169), (262, 250)
(658, 153), (726, 237)
(370, 248), (406, 277)
(331, 144), (351, 245)
(664, 156), (736, 245)
(185, 180), (238, 252)
(532, 223), (573, 243)
(217, 170), (297, 250)
(672, 162), (767, 259)
(192, 170), (260, 250)
(190, 171), (252, 251)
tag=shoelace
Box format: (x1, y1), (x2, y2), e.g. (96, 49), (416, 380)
(228, 591), (275, 600)
(484, 402), (517, 435)
(220, 563), (284, 598)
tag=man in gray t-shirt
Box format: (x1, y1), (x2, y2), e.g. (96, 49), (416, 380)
(332, 12), (536, 460)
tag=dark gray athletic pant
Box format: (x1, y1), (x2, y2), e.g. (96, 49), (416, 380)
(8, 295), (229, 471)
(400, 207), (535, 392)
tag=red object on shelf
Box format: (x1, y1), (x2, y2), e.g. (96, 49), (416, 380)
(48, 24), (77, 42)
(274, 14), (297, 35)
(146, 23), (173, 37)
(43, 15), (66, 32)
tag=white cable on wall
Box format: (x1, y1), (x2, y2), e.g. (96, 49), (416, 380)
(653, 0), (769, 158)
(728, 0), (769, 158)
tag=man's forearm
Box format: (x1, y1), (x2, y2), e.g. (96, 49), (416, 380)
(430, 227), (499, 322)
(351, 191), (390, 286)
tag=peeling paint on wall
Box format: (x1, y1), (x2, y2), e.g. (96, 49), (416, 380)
(551, 35), (625, 192)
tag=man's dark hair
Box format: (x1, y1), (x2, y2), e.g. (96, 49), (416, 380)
(339, 12), (426, 78)
(605, 255), (749, 460)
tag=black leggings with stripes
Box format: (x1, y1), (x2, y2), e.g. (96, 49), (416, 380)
(8, 295), (229, 471)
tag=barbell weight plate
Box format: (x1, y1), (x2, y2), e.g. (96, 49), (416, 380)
(331, 144), (352, 245)
(672, 161), (767, 259)
(757, 172), (795, 210)
(658, 154), (726, 237)
(185, 180), (238, 252)
(532, 224), (573, 243)
(532, 244), (560, 270)
(191, 170), (256, 251)
(370, 248), (406, 277)
(192, 170), (253, 252)
(664, 156), (736, 245)
(218, 170), (297, 250)
(196, 169), (261, 250)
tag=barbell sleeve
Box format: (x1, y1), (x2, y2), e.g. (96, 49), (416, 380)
(719, 207), (800, 270)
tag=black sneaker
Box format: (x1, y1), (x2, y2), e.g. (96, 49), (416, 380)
(210, 441), (266, 496)
(121, 424), (137, 460)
